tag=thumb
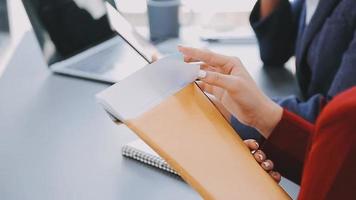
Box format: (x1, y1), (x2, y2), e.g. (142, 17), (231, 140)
(198, 70), (236, 92)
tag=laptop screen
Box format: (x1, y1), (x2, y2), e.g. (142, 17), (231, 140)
(22, 0), (117, 65)
(106, 3), (158, 64)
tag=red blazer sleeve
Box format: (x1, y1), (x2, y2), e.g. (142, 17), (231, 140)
(262, 87), (356, 199)
(261, 109), (314, 184)
(297, 88), (356, 200)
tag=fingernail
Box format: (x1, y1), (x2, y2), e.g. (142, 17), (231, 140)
(198, 70), (207, 79)
(254, 142), (259, 149)
(257, 153), (263, 161)
(262, 161), (270, 168)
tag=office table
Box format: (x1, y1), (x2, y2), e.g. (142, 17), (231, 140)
(0, 31), (299, 200)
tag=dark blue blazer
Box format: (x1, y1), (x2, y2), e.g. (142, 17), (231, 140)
(232, 0), (356, 140)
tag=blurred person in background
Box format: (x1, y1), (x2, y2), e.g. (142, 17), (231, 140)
(231, 0), (356, 143)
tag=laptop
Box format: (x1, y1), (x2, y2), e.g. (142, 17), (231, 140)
(22, 0), (158, 83)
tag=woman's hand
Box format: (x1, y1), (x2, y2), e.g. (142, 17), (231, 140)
(244, 139), (281, 183)
(178, 46), (283, 138)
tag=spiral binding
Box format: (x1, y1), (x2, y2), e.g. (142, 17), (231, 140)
(122, 145), (179, 175)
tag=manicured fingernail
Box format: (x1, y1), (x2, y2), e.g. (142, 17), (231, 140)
(198, 70), (207, 79)
(254, 142), (259, 149)
(257, 153), (263, 161)
(262, 161), (270, 168)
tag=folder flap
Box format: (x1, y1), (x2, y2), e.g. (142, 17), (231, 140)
(126, 84), (291, 200)
(96, 54), (200, 121)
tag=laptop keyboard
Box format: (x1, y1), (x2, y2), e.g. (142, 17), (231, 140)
(67, 44), (120, 74)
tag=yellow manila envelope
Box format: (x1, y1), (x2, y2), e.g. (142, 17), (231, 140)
(96, 55), (291, 200)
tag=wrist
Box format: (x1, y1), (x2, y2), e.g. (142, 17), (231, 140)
(254, 99), (283, 138)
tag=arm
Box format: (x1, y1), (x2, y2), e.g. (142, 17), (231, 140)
(274, 27), (356, 123)
(250, 0), (304, 66)
(297, 87), (356, 199)
(179, 45), (356, 190)
(178, 46), (315, 184)
(328, 29), (356, 98)
(231, 28), (356, 139)
(259, 87), (356, 188)
(229, 94), (324, 143)
(274, 94), (325, 122)
(261, 109), (314, 184)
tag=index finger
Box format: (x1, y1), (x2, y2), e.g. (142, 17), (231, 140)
(178, 46), (234, 71)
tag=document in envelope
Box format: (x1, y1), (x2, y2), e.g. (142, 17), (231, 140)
(96, 55), (290, 200)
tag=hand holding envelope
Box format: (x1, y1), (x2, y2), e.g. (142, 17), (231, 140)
(179, 46), (283, 139)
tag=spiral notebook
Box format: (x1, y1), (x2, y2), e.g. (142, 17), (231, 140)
(122, 139), (178, 175)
